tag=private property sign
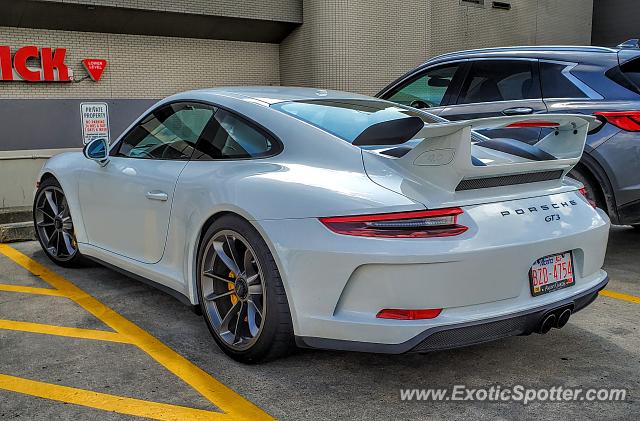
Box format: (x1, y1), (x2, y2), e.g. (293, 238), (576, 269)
(81, 103), (110, 145)
(0, 45), (107, 82)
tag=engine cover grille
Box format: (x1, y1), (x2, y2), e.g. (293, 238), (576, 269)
(456, 170), (564, 191)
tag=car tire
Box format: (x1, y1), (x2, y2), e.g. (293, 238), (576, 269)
(568, 168), (603, 210)
(196, 215), (295, 363)
(33, 177), (87, 268)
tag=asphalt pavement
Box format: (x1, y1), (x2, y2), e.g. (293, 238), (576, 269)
(0, 226), (638, 420)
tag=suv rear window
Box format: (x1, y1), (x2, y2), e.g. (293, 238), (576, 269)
(271, 99), (438, 143)
(606, 57), (640, 95)
(621, 57), (640, 88)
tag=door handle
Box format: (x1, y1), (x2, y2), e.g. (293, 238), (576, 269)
(502, 107), (534, 116)
(145, 191), (168, 201)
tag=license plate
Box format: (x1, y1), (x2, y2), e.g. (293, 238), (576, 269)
(529, 252), (574, 297)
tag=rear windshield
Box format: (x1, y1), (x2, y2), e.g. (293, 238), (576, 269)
(607, 56), (640, 95)
(271, 99), (438, 143)
(621, 57), (640, 88)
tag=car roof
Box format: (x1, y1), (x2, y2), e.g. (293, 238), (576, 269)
(181, 86), (376, 106)
(424, 45), (621, 66)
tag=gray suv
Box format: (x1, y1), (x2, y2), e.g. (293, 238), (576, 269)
(377, 42), (640, 227)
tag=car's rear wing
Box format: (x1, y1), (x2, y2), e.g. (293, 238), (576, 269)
(370, 114), (599, 194)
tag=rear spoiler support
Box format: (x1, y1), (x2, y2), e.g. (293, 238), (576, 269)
(370, 114), (599, 194)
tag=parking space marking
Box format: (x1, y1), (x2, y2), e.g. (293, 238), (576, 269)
(0, 244), (275, 421)
(0, 319), (130, 344)
(600, 289), (640, 305)
(0, 283), (66, 297)
(0, 374), (227, 421)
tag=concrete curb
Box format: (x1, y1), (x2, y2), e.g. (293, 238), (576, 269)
(0, 207), (32, 225)
(0, 222), (36, 243)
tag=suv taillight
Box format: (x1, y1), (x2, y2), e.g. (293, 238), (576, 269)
(594, 111), (640, 132)
(319, 208), (468, 238)
(579, 187), (597, 208)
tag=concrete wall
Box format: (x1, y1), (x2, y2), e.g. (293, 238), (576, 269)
(0, 150), (76, 209)
(280, 0), (594, 96)
(38, 0), (303, 22)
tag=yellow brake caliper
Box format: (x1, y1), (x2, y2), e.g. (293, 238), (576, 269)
(228, 271), (238, 305)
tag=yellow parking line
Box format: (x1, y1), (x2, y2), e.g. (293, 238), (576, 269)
(0, 374), (227, 421)
(0, 319), (130, 344)
(0, 283), (66, 297)
(0, 244), (273, 421)
(600, 289), (640, 305)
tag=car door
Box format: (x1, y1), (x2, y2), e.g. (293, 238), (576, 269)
(381, 61), (467, 116)
(439, 59), (547, 143)
(79, 102), (216, 264)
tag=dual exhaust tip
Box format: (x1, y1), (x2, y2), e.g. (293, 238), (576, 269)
(537, 307), (572, 334)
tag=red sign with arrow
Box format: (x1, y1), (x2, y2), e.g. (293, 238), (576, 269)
(82, 59), (107, 81)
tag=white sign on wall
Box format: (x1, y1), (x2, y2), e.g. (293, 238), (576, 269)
(80, 102), (110, 145)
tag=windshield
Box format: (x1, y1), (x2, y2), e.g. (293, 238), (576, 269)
(271, 99), (439, 143)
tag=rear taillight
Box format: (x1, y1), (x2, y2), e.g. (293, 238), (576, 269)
(319, 208), (468, 238)
(594, 111), (640, 132)
(579, 187), (597, 208)
(376, 308), (442, 320)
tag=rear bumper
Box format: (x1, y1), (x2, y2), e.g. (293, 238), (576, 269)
(259, 191), (610, 345)
(296, 275), (608, 354)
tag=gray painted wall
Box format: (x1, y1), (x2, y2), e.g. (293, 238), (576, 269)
(0, 99), (156, 151)
(592, 0), (640, 47)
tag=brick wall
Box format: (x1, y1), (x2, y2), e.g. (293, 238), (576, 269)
(0, 26), (281, 99)
(280, 0), (431, 95)
(429, 0), (538, 55)
(38, 0), (303, 22)
(430, 0), (593, 54)
(280, 0), (594, 96)
(535, 0), (593, 45)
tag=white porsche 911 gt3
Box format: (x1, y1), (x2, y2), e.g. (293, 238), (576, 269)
(34, 87), (610, 363)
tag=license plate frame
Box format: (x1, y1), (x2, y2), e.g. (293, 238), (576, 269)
(529, 251), (575, 297)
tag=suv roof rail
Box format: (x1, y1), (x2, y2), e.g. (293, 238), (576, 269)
(427, 45), (619, 63)
(617, 39), (640, 49)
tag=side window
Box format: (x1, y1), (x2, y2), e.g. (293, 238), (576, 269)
(540, 62), (588, 99)
(191, 109), (278, 160)
(114, 103), (215, 160)
(384, 64), (461, 108)
(457, 60), (540, 104)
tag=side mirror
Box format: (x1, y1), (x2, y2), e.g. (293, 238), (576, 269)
(83, 138), (110, 166)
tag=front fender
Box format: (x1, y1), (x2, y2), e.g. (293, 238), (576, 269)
(38, 152), (91, 244)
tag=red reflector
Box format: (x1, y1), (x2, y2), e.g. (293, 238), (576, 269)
(505, 121), (561, 128)
(594, 111), (640, 132)
(319, 208), (468, 238)
(376, 309), (442, 320)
